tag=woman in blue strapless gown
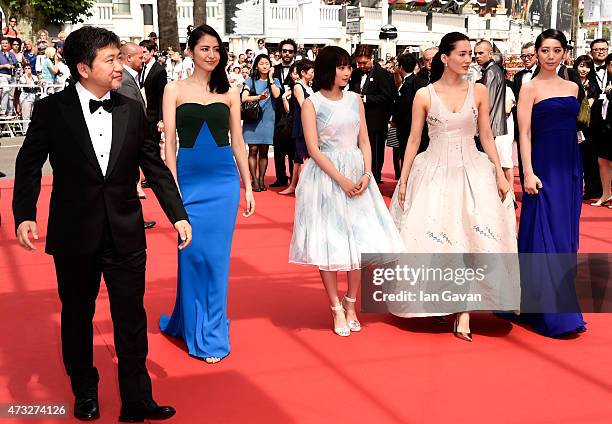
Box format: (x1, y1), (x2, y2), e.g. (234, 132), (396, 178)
(159, 25), (255, 363)
(514, 29), (586, 337)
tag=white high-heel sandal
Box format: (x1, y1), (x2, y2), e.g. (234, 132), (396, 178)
(342, 295), (361, 332)
(330, 304), (350, 337)
(590, 195), (612, 207)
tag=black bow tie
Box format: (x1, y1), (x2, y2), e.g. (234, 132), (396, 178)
(89, 98), (114, 114)
(596, 65), (606, 71)
(525, 69), (533, 73)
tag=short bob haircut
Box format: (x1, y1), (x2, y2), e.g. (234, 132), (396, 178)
(313, 46), (351, 91)
(573, 54), (594, 74)
(296, 59), (315, 77)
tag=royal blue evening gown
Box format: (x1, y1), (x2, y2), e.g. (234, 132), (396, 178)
(160, 103), (240, 359)
(517, 96), (586, 337)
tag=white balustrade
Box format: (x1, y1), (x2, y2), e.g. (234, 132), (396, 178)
(319, 5), (341, 27)
(177, 5), (192, 19)
(270, 4), (297, 22)
(95, 4), (113, 23)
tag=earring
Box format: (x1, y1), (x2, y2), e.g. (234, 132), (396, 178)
(445, 62), (448, 67)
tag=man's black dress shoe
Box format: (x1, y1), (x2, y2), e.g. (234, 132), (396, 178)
(141, 180), (150, 189)
(119, 401), (176, 422)
(270, 180), (288, 187)
(144, 221), (156, 230)
(74, 396), (100, 421)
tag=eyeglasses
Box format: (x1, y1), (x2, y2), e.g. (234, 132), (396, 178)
(520, 54), (535, 59)
(9, 20), (16, 24)
(281, 49), (294, 54)
(591, 48), (609, 52)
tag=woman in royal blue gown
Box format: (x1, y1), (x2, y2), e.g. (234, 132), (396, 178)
(160, 25), (255, 363)
(515, 29), (586, 337)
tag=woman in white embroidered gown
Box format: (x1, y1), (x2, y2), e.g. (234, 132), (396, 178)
(289, 46), (404, 337)
(390, 32), (518, 341)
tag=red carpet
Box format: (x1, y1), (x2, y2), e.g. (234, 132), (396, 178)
(1, 159), (611, 423)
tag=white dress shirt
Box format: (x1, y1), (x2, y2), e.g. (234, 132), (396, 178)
(141, 58), (154, 84)
(521, 66), (535, 85)
(594, 64), (607, 92)
(123, 64), (140, 88)
(75, 82), (113, 176)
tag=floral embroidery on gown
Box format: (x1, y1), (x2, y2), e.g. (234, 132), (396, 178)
(389, 82), (519, 317)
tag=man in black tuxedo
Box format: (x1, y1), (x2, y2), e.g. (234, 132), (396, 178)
(271, 38), (297, 187)
(511, 42), (538, 189)
(12, 27), (191, 422)
(590, 39), (609, 93)
(349, 44), (396, 183)
(138, 40), (167, 150)
(391, 53), (418, 173)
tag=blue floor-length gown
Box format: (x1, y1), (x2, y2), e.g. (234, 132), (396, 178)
(160, 102), (240, 359)
(516, 96), (587, 337)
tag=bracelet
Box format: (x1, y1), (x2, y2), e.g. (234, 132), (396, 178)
(399, 180), (407, 186)
(363, 171), (373, 180)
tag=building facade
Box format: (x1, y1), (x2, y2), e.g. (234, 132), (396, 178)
(69, 1), (551, 55)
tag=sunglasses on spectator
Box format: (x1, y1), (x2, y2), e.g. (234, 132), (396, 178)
(520, 54), (535, 59)
(282, 49), (294, 54)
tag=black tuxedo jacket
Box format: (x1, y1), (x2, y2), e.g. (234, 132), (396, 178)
(392, 73), (417, 130)
(349, 63), (396, 132)
(415, 68), (430, 90)
(142, 60), (167, 124)
(273, 64), (293, 128)
(511, 68), (535, 101)
(12, 84), (188, 255)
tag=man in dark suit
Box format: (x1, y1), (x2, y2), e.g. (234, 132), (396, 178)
(349, 44), (396, 183)
(391, 53), (418, 173)
(415, 46), (437, 89)
(271, 38), (296, 187)
(118, 42), (157, 229)
(117, 42), (145, 110)
(138, 40), (166, 151)
(12, 27), (191, 422)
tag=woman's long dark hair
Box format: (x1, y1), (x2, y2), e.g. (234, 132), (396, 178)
(251, 54), (272, 82)
(430, 32), (470, 84)
(188, 24), (230, 94)
(535, 28), (569, 51)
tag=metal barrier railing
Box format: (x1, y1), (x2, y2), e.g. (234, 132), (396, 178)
(0, 83), (66, 137)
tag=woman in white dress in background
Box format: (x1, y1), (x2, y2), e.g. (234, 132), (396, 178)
(390, 32), (518, 341)
(289, 46), (404, 337)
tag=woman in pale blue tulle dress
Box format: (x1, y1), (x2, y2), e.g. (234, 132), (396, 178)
(288, 47), (404, 337)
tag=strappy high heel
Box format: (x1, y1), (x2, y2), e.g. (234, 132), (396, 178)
(330, 304), (350, 337)
(590, 195), (612, 207)
(453, 315), (472, 342)
(342, 295), (361, 332)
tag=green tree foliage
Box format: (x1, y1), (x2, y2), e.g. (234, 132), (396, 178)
(7, 0), (94, 24)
